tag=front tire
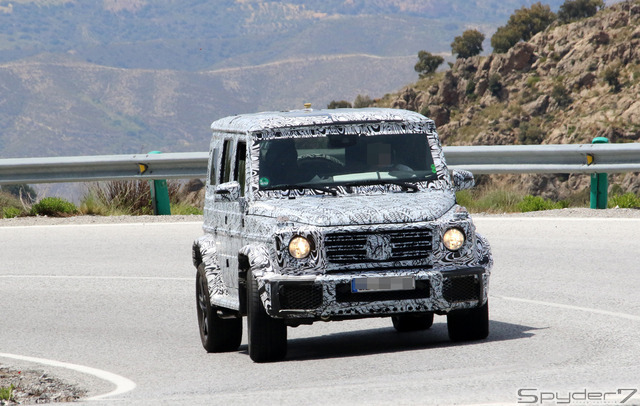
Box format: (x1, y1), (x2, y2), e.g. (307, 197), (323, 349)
(196, 264), (242, 352)
(392, 312), (434, 332)
(447, 301), (489, 342)
(247, 269), (287, 362)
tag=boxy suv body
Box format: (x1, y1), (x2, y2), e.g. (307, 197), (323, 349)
(192, 107), (493, 362)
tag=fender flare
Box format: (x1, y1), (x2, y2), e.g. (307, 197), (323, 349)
(238, 244), (272, 315)
(475, 232), (493, 271)
(192, 234), (218, 271)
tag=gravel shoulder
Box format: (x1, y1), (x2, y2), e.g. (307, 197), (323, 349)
(0, 366), (85, 405)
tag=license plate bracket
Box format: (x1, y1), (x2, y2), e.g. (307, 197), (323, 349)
(351, 276), (415, 293)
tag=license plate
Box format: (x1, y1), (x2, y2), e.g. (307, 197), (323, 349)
(351, 276), (415, 293)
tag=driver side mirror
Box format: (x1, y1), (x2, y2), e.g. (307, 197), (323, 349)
(452, 169), (475, 192)
(215, 181), (241, 202)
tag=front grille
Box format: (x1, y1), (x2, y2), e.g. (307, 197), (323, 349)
(278, 284), (323, 310)
(442, 275), (481, 302)
(325, 229), (432, 264)
(335, 280), (430, 303)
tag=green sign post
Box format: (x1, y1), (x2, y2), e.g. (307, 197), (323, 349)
(589, 137), (609, 209)
(148, 151), (171, 215)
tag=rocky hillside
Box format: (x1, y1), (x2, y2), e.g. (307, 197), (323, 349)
(379, 0), (640, 199)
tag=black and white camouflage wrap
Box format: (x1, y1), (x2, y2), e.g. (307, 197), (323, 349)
(193, 108), (493, 321)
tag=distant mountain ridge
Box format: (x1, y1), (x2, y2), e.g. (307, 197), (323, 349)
(0, 0), (585, 159)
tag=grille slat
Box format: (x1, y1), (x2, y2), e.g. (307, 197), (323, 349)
(325, 229), (432, 264)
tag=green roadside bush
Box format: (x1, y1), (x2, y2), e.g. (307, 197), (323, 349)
(517, 195), (568, 212)
(0, 191), (26, 218)
(608, 192), (640, 209)
(80, 180), (202, 216)
(30, 197), (78, 217)
(2, 207), (22, 219)
(456, 188), (525, 213)
(0, 384), (15, 401)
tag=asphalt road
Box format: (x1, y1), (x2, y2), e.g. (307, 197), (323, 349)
(1, 216), (639, 405)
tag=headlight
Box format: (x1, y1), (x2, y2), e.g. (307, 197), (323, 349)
(289, 236), (311, 259)
(443, 228), (465, 251)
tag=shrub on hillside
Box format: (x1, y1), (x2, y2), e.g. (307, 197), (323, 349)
(551, 83), (572, 107)
(603, 66), (621, 93)
(518, 120), (544, 145)
(488, 74), (503, 97)
(30, 197), (78, 217)
(414, 50), (444, 77)
(558, 0), (604, 23)
(491, 3), (556, 53)
(353, 94), (373, 108)
(327, 100), (352, 109)
(451, 29), (485, 59)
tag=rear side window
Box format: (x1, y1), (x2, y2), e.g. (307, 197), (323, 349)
(234, 142), (246, 196)
(219, 139), (233, 184)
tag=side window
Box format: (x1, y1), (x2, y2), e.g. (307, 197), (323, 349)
(234, 142), (247, 196)
(219, 139), (233, 184)
(208, 147), (218, 186)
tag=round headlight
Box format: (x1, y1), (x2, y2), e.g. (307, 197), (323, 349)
(443, 228), (465, 251)
(289, 236), (311, 259)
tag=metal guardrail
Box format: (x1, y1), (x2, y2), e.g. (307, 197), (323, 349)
(1, 143), (640, 185)
(444, 143), (640, 174)
(0, 152), (208, 185)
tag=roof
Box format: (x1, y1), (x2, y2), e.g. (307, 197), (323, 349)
(210, 107), (432, 134)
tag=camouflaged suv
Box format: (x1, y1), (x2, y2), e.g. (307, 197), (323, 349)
(192, 107), (493, 362)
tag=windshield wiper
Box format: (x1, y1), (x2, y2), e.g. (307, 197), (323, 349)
(342, 179), (419, 193)
(311, 186), (339, 196)
(384, 180), (419, 192)
(264, 184), (338, 196)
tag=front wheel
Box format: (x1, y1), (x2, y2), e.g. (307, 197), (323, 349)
(196, 264), (242, 352)
(247, 269), (287, 362)
(392, 312), (434, 332)
(447, 301), (489, 342)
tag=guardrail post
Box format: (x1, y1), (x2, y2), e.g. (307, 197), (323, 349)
(148, 151), (171, 215)
(590, 137), (609, 209)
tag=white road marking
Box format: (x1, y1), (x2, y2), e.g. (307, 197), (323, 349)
(0, 275), (191, 281)
(0, 221), (202, 230)
(0, 352), (136, 400)
(494, 295), (640, 321)
(476, 216), (640, 222)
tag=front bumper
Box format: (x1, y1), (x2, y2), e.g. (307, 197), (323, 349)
(258, 266), (489, 322)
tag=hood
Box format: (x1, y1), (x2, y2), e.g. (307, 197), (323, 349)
(248, 190), (455, 227)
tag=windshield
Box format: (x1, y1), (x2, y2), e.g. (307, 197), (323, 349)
(258, 133), (437, 191)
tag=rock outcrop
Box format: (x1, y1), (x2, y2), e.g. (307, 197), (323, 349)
(381, 1), (640, 199)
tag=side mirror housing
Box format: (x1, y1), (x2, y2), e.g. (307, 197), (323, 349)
(215, 181), (241, 202)
(452, 169), (475, 192)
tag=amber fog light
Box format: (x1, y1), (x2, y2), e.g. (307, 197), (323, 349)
(289, 236), (311, 259)
(443, 228), (465, 251)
